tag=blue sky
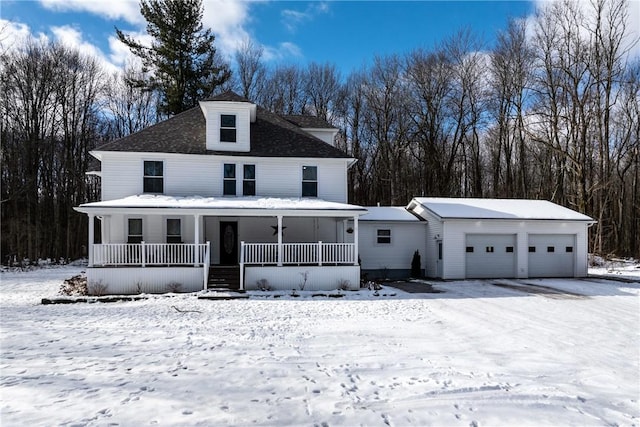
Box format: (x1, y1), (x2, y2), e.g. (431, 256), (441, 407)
(0, 0), (616, 78)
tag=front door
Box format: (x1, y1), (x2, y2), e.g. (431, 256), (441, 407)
(219, 221), (238, 265)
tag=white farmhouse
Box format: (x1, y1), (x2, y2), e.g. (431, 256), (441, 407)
(406, 197), (595, 279)
(75, 92), (366, 293)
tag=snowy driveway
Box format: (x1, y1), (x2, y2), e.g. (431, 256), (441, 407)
(1, 267), (639, 426)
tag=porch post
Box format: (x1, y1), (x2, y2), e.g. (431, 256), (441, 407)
(353, 216), (359, 266)
(88, 213), (95, 267)
(194, 214), (201, 266)
(277, 215), (283, 266)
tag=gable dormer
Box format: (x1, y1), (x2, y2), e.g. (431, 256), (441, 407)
(199, 91), (257, 152)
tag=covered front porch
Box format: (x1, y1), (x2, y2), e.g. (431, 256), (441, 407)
(75, 195), (366, 293)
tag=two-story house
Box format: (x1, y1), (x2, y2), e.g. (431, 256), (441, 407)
(75, 92), (367, 294)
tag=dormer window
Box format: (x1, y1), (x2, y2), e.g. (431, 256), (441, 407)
(220, 114), (236, 142)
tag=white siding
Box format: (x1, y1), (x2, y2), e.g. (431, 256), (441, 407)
(358, 222), (427, 271)
(201, 102), (252, 152)
(303, 128), (338, 146)
(244, 265), (359, 291)
(104, 214), (197, 244)
(99, 153), (349, 203)
(441, 220), (589, 279)
(87, 267), (204, 294)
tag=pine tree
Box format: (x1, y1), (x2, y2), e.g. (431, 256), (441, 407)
(116, 0), (231, 116)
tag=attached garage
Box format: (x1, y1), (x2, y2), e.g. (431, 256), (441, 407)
(406, 197), (595, 280)
(465, 234), (516, 278)
(528, 234), (576, 277)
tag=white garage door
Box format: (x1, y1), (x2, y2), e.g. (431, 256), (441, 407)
(465, 234), (517, 278)
(528, 234), (575, 278)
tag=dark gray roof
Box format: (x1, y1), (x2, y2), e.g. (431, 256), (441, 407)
(94, 92), (350, 159)
(284, 115), (336, 129)
(202, 91), (252, 103)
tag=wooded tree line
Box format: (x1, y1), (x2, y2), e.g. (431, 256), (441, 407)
(1, 0), (638, 263)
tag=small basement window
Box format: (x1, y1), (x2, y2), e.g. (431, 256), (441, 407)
(143, 160), (163, 193)
(486, 246), (494, 253)
(547, 246), (555, 253)
(506, 246), (514, 253)
(376, 229), (391, 244)
(220, 114), (236, 142)
(566, 246), (574, 253)
(166, 219), (181, 244)
(529, 246), (536, 253)
(466, 246), (474, 253)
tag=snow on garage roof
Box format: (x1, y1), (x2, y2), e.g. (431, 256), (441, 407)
(409, 197), (594, 221)
(360, 207), (422, 221)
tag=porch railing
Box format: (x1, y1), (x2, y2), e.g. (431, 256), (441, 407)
(241, 242), (356, 266)
(92, 242), (210, 267)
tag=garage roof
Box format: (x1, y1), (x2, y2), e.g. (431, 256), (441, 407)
(408, 198), (594, 221)
(360, 207), (423, 222)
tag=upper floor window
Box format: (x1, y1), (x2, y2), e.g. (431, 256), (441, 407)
(302, 165), (317, 197)
(243, 164), (255, 196)
(166, 218), (181, 243)
(220, 114), (236, 142)
(143, 161), (163, 193)
(128, 218), (143, 243)
(223, 163), (236, 195)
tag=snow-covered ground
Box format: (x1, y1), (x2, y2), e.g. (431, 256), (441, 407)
(1, 266), (639, 426)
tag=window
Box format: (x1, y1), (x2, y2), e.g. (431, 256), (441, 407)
(128, 218), (143, 243)
(506, 246), (514, 253)
(466, 246), (474, 253)
(302, 166), (318, 197)
(438, 242), (443, 260)
(486, 246), (495, 253)
(143, 161), (163, 193)
(566, 246), (574, 253)
(547, 246), (555, 253)
(376, 229), (391, 244)
(529, 246), (536, 253)
(243, 164), (255, 196)
(166, 219), (181, 244)
(223, 164), (236, 195)
(220, 114), (236, 142)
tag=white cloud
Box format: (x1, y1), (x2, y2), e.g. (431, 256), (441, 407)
(50, 25), (121, 74)
(0, 19), (48, 52)
(39, 0), (143, 24)
(531, 0), (640, 60)
(280, 2), (329, 33)
(201, 0), (252, 59)
(263, 41), (303, 61)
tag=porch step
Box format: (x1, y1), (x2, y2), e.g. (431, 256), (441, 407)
(208, 266), (240, 291)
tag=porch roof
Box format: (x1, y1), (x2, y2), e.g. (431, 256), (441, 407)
(75, 195), (367, 217)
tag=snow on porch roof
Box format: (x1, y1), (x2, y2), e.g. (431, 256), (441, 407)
(76, 194), (367, 215)
(359, 207), (423, 222)
(409, 197), (594, 221)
